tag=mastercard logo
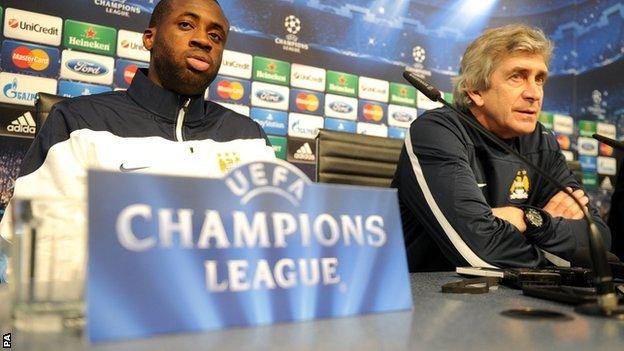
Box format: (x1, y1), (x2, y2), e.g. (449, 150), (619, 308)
(363, 103), (383, 122)
(600, 143), (614, 156)
(11, 46), (50, 71)
(217, 80), (244, 100)
(295, 93), (319, 112)
(123, 64), (139, 85)
(556, 134), (570, 150)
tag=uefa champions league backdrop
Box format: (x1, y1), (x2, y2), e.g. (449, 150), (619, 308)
(0, 0), (622, 218)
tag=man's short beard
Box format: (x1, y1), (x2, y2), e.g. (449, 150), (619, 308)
(151, 39), (217, 97)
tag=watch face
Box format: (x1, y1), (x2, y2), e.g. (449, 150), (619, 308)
(526, 208), (543, 227)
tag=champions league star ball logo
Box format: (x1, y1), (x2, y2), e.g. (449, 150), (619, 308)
(412, 46), (426, 64)
(284, 15), (301, 35)
(276, 14), (309, 53)
(592, 90), (602, 105)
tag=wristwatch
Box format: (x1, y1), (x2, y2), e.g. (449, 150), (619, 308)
(523, 207), (544, 231)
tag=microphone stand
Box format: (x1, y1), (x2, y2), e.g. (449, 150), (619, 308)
(403, 71), (623, 317)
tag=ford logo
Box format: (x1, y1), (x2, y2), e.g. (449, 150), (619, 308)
(256, 90), (284, 103)
(392, 112), (413, 122)
(580, 142), (596, 151)
(329, 101), (353, 114)
(67, 59), (108, 76)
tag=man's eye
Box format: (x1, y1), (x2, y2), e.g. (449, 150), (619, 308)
(179, 22), (192, 29)
(209, 33), (224, 42)
(510, 73), (522, 81)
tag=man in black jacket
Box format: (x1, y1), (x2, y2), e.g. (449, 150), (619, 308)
(392, 24), (611, 271)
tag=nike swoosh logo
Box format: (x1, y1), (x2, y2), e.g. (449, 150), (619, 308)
(119, 164), (150, 172)
(477, 183), (487, 188)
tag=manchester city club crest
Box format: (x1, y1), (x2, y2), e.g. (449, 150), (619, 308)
(509, 169), (530, 200)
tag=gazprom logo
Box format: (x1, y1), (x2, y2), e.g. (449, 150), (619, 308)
(256, 89), (284, 103)
(329, 101), (353, 114)
(66, 59), (109, 76)
(3, 78), (36, 102)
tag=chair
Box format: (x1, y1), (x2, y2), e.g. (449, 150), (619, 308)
(315, 129), (404, 187)
(35, 93), (66, 136)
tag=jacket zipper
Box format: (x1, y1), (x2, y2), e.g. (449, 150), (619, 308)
(175, 98), (190, 142)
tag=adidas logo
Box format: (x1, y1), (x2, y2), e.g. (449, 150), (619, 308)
(294, 142), (315, 161)
(7, 112), (36, 134)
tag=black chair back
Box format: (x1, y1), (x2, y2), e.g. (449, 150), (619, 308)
(315, 129), (404, 187)
(35, 93), (66, 136)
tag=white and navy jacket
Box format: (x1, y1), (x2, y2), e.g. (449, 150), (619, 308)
(0, 69), (275, 284)
(14, 68), (275, 201)
(392, 106), (611, 272)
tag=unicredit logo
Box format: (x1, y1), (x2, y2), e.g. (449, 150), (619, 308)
(329, 101), (353, 114)
(256, 90), (284, 103)
(8, 19), (59, 35)
(67, 59), (108, 76)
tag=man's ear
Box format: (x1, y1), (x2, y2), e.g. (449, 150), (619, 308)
(143, 28), (156, 50)
(467, 89), (485, 107)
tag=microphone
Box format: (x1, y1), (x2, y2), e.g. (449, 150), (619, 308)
(592, 133), (624, 150)
(404, 71), (622, 317)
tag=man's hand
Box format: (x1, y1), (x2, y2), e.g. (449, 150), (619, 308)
(543, 187), (588, 220)
(492, 207), (526, 233)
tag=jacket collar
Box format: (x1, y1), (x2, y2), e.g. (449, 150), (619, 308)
(127, 68), (206, 122)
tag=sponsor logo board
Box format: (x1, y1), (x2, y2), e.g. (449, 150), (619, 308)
(552, 114), (574, 135)
(357, 122), (388, 138)
(387, 104), (417, 128)
(539, 112), (554, 130)
(1, 110), (36, 136)
(597, 122), (616, 139)
(114, 58), (148, 88)
(599, 143), (614, 157)
(58, 80), (112, 98)
(579, 155), (597, 172)
(250, 107), (288, 136)
(358, 100), (387, 125)
(219, 50), (252, 79)
(290, 63), (325, 92)
(599, 175), (615, 190)
(556, 133), (571, 150)
(561, 150), (574, 162)
(209, 75), (251, 105)
(324, 93), (357, 120)
(326, 70), (357, 97)
(251, 81), (289, 111)
(60, 49), (114, 85)
(215, 101), (250, 117)
(287, 137), (316, 163)
(252, 56), (290, 85)
(3, 8), (62, 46)
(0, 72), (56, 106)
(582, 172), (598, 189)
(116, 29), (149, 62)
(324, 117), (356, 133)
(578, 120), (597, 137)
(63, 19), (116, 56)
(388, 126), (407, 140)
(597, 156), (616, 175)
(0, 39), (59, 77)
(416, 90), (442, 110)
(577, 137), (598, 156)
(288, 113), (323, 139)
(289, 88), (324, 115)
(358, 76), (389, 103)
(267, 135), (287, 160)
(389, 82), (416, 107)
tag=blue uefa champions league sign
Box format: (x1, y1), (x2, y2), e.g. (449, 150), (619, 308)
(87, 160), (412, 342)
